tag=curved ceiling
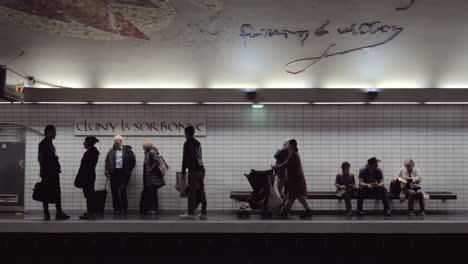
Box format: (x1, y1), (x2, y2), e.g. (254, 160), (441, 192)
(0, 0), (467, 89)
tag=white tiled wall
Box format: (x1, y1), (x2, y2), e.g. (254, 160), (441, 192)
(0, 104), (466, 212)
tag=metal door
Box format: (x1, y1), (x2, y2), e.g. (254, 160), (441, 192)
(0, 126), (25, 212)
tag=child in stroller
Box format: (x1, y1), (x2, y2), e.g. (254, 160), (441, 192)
(237, 169), (283, 218)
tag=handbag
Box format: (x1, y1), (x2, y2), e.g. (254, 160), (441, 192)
(157, 156), (170, 177)
(32, 181), (47, 202)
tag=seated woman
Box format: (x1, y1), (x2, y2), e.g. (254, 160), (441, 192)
(273, 139), (312, 219)
(395, 159), (429, 216)
(335, 162), (357, 216)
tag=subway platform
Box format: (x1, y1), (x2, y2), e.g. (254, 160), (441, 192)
(1, 211), (468, 263)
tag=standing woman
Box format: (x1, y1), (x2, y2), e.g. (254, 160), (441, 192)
(273, 139), (312, 219)
(142, 140), (165, 215)
(75, 137), (100, 220)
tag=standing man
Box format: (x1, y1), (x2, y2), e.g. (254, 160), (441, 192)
(38, 125), (70, 220)
(180, 126), (207, 220)
(357, 157), (392, 216)
(274, 140), (289, 197)
(335, 162), (357, 216)
(105, 135), (136, 215)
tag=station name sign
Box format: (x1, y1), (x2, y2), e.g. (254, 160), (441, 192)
(75, 118), (206, 136)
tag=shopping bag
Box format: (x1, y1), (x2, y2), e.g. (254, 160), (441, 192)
(175, 172), (188, 198)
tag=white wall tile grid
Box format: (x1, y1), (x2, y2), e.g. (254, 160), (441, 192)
(0, 104), (465, 212)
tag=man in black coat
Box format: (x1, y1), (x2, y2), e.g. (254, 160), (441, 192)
(38, 125), (70, 220)
(180, 126), (207, 220)
(75, 136), (100, 220)
(105, 135), (136, 215)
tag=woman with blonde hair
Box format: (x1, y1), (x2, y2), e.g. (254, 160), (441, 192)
(141, 140), (165, 215)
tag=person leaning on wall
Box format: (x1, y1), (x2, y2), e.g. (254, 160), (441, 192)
(141, 140), (165, 215)
(179, 126), (207, 220)
(335, 161), (357, 216)
(394, 159), (429, 216)
(74, 136), (100, 220)
(105, 135), (136, 215)
(38, 125), (70, 220)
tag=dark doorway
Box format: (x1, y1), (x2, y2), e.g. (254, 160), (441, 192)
(0, 126), (25, 212)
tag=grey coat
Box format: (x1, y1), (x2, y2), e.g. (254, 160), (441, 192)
(144, 147), (165, 188)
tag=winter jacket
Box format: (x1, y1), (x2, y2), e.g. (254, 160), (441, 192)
(143, 147), (165, 188)
(75, 147), (100, 188)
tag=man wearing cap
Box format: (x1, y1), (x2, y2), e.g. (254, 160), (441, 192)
(357, 157), (392, 216)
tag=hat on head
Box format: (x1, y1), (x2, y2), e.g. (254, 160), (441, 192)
(367, 157), (381, 165)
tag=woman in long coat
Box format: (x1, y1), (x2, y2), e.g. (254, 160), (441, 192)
(273, 139), (312, 219)
(74, 136), (100, 220)
(38, 125), (70, 220)
(142, 140), (165, 215)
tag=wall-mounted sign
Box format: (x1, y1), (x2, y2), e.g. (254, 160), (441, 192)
(75, 119), (206, 136)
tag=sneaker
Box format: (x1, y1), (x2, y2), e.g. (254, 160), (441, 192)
(56, 212), (70, 220)
(79, 213), (95, 220)
(179, 213), (195, 220)
(114, 210), (121, 215)
(198, 214), (207, 220)
(384, 210), (392, 217)
(408, 211), (416, 216)
(346, 211), (354, 217)
(419, 210), (426, 216)
(357, 210), (365, 216)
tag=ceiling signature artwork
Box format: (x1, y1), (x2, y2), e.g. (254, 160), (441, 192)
(0, 0), (222, 40)
(241, 0), (416, 75)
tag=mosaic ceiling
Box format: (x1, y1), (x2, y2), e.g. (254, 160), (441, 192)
(0, 0), (222, 40)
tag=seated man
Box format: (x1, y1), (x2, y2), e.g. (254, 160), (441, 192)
(335, 162), (357, 216)
(357, 157), (392, 216)
(395, 159), (429, 216)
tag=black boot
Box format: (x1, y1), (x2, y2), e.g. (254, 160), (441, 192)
(56, 212), (70, 220)
(299, 209), (312, 219)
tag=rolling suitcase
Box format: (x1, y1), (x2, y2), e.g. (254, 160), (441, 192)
(93, 179), (108, 215)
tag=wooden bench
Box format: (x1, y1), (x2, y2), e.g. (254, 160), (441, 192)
(230, 191), (457, 202)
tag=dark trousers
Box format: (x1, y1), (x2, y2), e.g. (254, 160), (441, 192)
(110, 169), (128, 211)
(357, 186), (391, 212)
(83, 186), (94, 213)
(43, 200), (62, 214)
(145, 186), (159, 211)
(340, 186), (357, 212)
(187, 168), (207, 215)
(404, 188), (426, 211)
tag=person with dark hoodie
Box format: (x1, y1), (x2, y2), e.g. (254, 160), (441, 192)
(75, 136), (100, 220)
(180, 126), (207, 220)
(38, 125), (70, 220)
(142, 140), (165, 215)
(105, 135), (136, 215)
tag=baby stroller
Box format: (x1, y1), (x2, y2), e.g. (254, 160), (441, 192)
(237, 169), (283, 218)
